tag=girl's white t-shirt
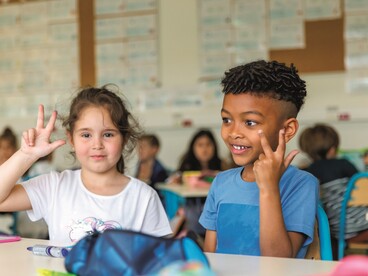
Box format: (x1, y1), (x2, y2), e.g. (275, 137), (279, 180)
(21, 170), (172, 245)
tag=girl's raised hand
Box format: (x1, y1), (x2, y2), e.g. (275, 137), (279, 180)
(21, 104), (66, 159)
(253, 129), (299, 192)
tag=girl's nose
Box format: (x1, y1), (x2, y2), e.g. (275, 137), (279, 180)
(92, 138), (104, 149)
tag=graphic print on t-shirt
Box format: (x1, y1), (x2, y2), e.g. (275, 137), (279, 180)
(69, 217), (122, 242)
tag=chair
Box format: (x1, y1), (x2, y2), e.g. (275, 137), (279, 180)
(338, 172), (368, 260)
(305, 203), (333, 260)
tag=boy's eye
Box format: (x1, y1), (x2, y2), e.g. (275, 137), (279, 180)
(245, 120), (257, 126)
(222, 117), (231, 124)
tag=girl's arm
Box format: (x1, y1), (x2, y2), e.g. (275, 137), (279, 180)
(0, 105), (65, 211)
(203, 230), (217, 252)
(254, 129), (303, 257)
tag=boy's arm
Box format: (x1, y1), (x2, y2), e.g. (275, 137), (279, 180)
(0, 105), (65, 211)
(203, 230), (217, 252)
(255, 129), (303, 257)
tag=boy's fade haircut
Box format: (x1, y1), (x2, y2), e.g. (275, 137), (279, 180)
(299, 123), (340, 161)
(62, 84), (141, 173)
(139, 134), (160, 148)
(221, 60), (306, 117)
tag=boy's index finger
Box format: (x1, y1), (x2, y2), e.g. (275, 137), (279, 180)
(258, 129), (273, 156)
(276, 128), (286, 154)
(36, 104), (45, 129)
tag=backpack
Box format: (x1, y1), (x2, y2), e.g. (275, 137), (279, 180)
(64, 229), (211, 276)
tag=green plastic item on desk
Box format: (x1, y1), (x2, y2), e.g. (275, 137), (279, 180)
(37, 268), (75, 276)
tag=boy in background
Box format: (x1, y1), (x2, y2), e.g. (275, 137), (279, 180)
(135, 134), (168, 188)
(199, 60), (319, 258)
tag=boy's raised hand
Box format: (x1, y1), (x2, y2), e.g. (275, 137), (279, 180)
(253, 129), (299, 192)
(21, 104), (66, 159)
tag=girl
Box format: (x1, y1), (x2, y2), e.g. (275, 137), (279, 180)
(169, 129), (228, 185)
(0, 85), (172, 245)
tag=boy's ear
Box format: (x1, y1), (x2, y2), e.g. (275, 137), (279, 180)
(283, 118), (299, 143)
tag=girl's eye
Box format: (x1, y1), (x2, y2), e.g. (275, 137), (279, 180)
(245, 120), (257, 127)
(81, 133), (91, 138)
(104, 132), (114, 138)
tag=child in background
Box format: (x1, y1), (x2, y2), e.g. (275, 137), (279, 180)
(199, 60), (319, 258)
(299, 123), (364, 260)
(135, 134), (168, 188)
(363, 150), (368, 171)
(299, 123), (358, 184)
(0, 85), (172, 245)
(168, 129), (228, 239)
(169, 129), (227, 185)
(0, 127), (18, 165)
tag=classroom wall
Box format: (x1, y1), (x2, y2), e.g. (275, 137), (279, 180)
(1, 0), (368, 174)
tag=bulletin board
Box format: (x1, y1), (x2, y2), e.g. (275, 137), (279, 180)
(270, 18), (345, 73)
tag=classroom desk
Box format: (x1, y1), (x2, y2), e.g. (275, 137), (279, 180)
(0, 238), (339, 276)
(156, 183), (210, 219)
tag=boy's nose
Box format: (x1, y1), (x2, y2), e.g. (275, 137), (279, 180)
(229, 124), (243, 139)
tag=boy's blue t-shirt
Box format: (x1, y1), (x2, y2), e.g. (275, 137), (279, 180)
(199, 165), (319, 258)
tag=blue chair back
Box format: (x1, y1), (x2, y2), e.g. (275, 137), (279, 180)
(317, 202), (333, 260)
(338, 172), (368, 260)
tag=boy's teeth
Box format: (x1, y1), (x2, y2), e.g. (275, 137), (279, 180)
(233, 145), (245, 150)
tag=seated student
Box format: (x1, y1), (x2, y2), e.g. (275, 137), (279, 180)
(0, 85), (172, 245)
(299, 123), (358, 184)
(168, 129), (228, 239)
(168, 128), (228, 185)
(299, 123), (366, 260)
(135, 134), (168, 188)
(199, 60), (319, 258)
(363, 150), (368, 171)
(0, 127), (18, 166)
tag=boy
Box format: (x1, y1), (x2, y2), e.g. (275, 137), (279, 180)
(199, 60), (319, 258)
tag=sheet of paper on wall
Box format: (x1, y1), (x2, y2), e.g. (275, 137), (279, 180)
(233, 0), (266, 26)
(171, 87), (203, 109)
(96, 18), (126, 41)
(20, 1), (48, 26)
(2, 96), (28, 118)
(344, 0), (368, 14)
(96, 42), (125, 67)
(344, 14), (368, 40)
(48, 0), (77, 21)
(346, 69), (368, 94)
(96, 66), (128, 89)
(269, 0), (305, 50)
(126, 14), (156, 37)
(124, 64), (158, 89)
(0, 73), (21, 95)
(19, 26), (48, 48)
(345, 39), (368, 69)
(201, 28), (232, 53)
(127, 40), (157, 64)
(304, 0), (341, 21)
(235, 49), (269, 66)
(48, 22), (78, 45)
(200, 0), (231, 27)
(48, 46), (79, 68)
(0, 5), (19, 29)
(137, 88), (170, 111)
(20, 48), (48, 72)
(199, 80), (223, 105)
(95, 0), (156, 15)
(200, 54), (232, 79)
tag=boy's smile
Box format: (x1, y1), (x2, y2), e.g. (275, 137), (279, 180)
(221, 93), (287, 177)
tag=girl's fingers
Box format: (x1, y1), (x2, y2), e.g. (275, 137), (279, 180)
(36, 104), (45, 130)
(24, 128), (36, 147)
(258, 130), (273, 156)
(45, 110), (57, 132)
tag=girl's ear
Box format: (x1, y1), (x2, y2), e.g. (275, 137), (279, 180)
(283, 118), (299, 143)
(66, 131), (74, 147)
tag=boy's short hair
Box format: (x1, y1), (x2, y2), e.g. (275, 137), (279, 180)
(140, 134), (160, 148)
(221, 60), (306, 117)
(299, 123), (340, 161)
